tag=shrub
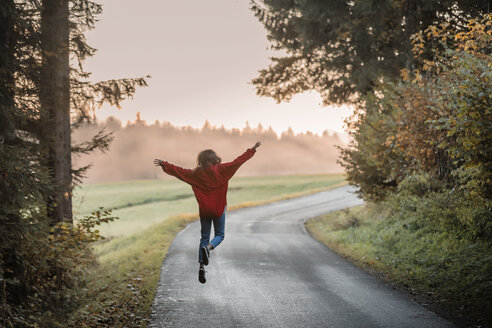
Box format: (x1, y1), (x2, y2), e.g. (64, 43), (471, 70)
(1, 209), (117, 328)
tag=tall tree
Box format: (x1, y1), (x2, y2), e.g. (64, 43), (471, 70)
(1, 0), (147, 325)
(38, 0), (149, 223)
(1, 0), (48, 315)
(40, 0), (72, 223)
(0, 0), (23, 307)
(250, 0), (489, 105)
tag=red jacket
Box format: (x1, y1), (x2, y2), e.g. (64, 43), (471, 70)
(161, 148), (256, 219)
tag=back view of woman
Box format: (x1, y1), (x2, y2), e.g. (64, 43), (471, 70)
(154, 141), (261, 283)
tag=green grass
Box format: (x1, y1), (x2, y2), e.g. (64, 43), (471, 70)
(73, 175), (346, 237)
(306, 203), (492, 326)
(69, 214), (197, 327)
(69, 174), (346, 327)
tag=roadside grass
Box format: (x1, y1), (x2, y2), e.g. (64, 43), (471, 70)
(68, 214), (197, 327)
(69, 174), (346, 327)
(305, 203), (492, 326)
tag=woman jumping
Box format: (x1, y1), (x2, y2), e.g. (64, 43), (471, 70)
(153, 141), (261, 284)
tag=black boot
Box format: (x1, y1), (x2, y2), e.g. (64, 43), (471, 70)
(198, 266), (206, 284)
(201, 245), (210, 266)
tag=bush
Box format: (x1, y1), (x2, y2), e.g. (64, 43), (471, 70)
(389, 170), (491, 240)
(339, 15), (491, 241)
(340, 15), (491, 200)
(1, 209), (117, 328)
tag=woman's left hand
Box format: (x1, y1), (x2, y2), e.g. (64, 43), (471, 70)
(154, 159), (164, 167)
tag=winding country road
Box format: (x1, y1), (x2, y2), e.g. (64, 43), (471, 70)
(149, 186), (453, 328)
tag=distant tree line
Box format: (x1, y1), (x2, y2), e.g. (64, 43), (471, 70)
(0, 1), (146, 326)
(73, 116), (344, 182)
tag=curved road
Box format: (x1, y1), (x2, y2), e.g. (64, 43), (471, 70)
(149, 186), (453, 328)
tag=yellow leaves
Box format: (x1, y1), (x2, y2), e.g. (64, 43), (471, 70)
(425, 25), (439, 38)
(400, 68), (410, 81)
(410, 31), (425, 58)
(422, 60), (434, 72)
(454, 15), (492, 55)
(486, 14), (492, 26)
(412, 70), (422, 85)
(454, 32), (467, 42)
(408, 14), (490, 83)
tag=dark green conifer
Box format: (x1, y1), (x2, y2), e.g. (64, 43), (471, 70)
(251, 0), (489, 104)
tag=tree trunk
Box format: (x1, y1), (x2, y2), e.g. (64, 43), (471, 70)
(404, 0), (418, 73)
(40, 0), (72, 223)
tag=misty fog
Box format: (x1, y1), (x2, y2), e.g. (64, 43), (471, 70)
(72, 115), (345, 183)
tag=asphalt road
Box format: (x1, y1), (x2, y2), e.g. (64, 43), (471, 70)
(149, 186), (454, 328)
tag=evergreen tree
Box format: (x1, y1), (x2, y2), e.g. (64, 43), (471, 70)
(250, 0), (489, 104)
(0, 0), (147, 325)
(1, 0), (49, 320)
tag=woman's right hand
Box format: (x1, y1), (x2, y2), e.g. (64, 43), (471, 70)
(252, 141), (261, 150)
(154, 159), (164, 167)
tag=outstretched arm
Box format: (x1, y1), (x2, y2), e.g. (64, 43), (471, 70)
(219, 141), (261, 180)
(154, 159), (194, 185)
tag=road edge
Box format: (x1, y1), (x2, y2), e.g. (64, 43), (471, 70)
(303, 211), (476, 328)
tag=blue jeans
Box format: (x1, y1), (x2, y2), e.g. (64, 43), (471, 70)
(198, 209), (226, 263)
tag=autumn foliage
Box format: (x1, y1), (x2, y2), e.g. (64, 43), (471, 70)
(340, 15), (492, 238)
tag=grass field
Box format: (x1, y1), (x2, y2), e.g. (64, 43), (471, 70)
(73, 175), (347, 237)
(70, 174), (346, 327)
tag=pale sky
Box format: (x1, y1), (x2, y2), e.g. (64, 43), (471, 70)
(84, 0), (353, 136)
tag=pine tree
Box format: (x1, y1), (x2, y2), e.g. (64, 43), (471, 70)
(250, 0), (489, 105)
(0, 0), (147, 325)
(1, 0), (49, 317)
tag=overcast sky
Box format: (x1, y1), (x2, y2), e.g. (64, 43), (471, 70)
(84, 0), (353, 136)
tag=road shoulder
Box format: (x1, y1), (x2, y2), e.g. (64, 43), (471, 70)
(305, 205), (490, 328)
